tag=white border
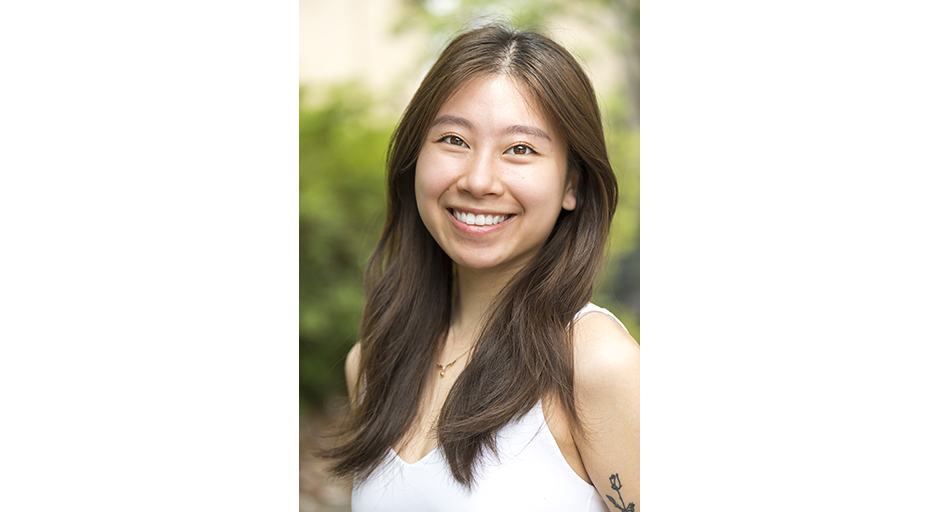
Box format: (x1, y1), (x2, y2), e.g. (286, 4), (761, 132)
(0, 1), (298, 510)
(644, 1), (940, 509)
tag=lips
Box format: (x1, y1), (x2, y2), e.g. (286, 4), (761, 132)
(448, 208), (513, 227)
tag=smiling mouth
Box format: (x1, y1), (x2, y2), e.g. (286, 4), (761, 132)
(449, 209), (513, 227)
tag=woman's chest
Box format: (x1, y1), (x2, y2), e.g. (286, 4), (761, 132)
(392, 376), (455, 464)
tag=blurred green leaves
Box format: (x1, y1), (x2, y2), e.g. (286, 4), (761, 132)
(594, 123), (640, 341)
(299, 85), (393, 409)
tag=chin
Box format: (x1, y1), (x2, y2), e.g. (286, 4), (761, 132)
(451, 256), (494, 270)
(457, 261), (504, 271)
(450, 251), (533, 274)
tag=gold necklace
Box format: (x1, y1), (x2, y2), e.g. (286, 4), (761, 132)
(435, 347), (472, 378)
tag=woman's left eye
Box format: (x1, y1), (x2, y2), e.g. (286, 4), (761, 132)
(506, 144), (535, 155)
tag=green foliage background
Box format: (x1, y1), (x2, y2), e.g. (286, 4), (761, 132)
(299, 85), (395, 411)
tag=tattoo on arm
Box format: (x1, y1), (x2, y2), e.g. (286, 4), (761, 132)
(605, 473), (635, 512)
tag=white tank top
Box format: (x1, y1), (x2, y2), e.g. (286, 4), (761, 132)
(351, 303), (628, 512)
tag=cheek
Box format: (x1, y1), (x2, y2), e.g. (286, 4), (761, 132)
(414, 153), (448, 229)
(414, 151), (455, 204)
(512, 167), (568, 209)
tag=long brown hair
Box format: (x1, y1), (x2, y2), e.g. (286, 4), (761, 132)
(324, 24), (619, 487)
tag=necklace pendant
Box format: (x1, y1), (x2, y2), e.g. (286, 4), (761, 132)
(440, 370), (445, 377)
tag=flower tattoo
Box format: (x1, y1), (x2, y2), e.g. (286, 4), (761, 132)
(605, 473), (634, 512)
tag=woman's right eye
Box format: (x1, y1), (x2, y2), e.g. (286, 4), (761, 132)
(439, 135), (469, 148)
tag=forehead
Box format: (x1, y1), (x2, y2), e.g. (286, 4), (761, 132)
(432, 74), (557, 139)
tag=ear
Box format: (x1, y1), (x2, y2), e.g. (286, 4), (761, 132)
(562, 170), (578, 211)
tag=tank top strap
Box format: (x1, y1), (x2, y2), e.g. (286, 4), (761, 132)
(572, 302), (630, 334)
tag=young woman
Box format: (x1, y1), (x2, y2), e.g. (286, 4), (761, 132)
(324, 25), (639, 512)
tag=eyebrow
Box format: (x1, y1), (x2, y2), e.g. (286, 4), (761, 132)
(503, 124), (552, 142)
(430, 115), (552, 142)
(430, 114), (473, 130)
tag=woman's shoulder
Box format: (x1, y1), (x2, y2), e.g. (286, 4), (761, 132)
(571, 303), (637, 352)
(570, 303), (638, 390)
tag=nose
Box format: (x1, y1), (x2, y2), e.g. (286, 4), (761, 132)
(456, 152), (504, 198)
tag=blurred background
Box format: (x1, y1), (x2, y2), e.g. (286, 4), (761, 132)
(299, 1), (638, 510)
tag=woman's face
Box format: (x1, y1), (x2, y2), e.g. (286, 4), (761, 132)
(414, 74), (576, 276)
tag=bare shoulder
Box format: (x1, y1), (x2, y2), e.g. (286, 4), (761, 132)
(571, 311), (639, 388)
(344, 342), (362, 402)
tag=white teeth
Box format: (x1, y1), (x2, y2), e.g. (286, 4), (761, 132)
(452, 210), (509, 226)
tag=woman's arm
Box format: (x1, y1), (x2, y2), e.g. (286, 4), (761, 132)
(571, 313), (640, 512)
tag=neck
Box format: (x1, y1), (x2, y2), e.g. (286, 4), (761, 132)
(448, 264), (518, 350)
